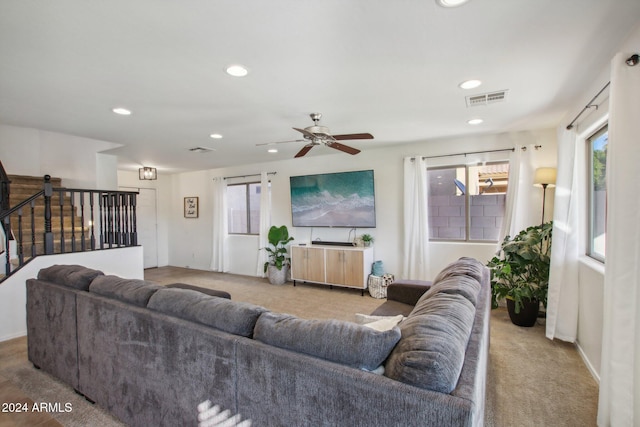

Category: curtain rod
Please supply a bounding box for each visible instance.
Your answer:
[413,147,515,161]
[565,82,610,130]
[221,171,277,180]
[565,53,639,130]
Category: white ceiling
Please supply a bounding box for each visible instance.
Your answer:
[1,1,639,173]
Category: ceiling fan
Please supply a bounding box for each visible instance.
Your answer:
[257,113,374,158]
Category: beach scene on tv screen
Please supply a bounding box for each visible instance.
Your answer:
[290,170,376,228]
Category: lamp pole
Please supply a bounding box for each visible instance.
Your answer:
[541,183,548,225]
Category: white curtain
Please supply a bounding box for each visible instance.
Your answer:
[497,146,522,246]
[256,172,271,277]
[210,177,229,272]
[402,156,429,280]
[545,128,580,342]
[598,52,640,427]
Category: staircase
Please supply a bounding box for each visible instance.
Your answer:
[1,166,139,280]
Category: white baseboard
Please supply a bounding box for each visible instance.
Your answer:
[0,330,26,343]
[575,341,600,384]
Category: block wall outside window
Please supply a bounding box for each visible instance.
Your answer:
[427,163,509,242]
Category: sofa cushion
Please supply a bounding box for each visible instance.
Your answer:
[417,274,481,307]
[166,282,231,299]
[147,288,267,337]
[89,275,162,307]
[254,312,401,371]
[37,264,104,291]
[433,257,485,284]
[384,292,476,393]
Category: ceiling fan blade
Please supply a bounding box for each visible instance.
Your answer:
[327,141,361,155]
[294,145,314,158]
[293,127,316,139]
[332,133,374,141]
[256,139,305,147]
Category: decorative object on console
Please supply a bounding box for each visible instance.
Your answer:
[184,197,199,218]
[262,225,294,285]
[290,169,376,228]
[488,221,553,327]
[139,166,157,180]
[360,233,374,247]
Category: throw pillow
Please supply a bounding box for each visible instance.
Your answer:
[37,264,104,291]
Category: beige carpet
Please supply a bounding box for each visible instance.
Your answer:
[0,267,599,426]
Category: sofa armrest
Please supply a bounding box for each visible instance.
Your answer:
[387,280,432,306]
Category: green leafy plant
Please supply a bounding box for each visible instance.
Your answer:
[488,222,553,314]
[262,225,294,273]
[360,233,374,245]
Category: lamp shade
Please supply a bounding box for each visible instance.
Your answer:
[139,167,157,180]
[533,167,557,187]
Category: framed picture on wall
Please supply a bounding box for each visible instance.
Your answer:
[184,197,199,218]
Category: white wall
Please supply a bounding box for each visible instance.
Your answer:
[0,246,144,341]
[166,128,557,278]
[0,123,121,188]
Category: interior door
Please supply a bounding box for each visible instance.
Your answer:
[120,187,158,268]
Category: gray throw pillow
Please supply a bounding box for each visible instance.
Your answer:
[384,292,475,393]
[37,264,104,291]
[254,312,401,371]
[147,288,268,337]
[89,275,162,307]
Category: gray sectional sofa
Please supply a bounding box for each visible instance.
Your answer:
[26,257,490,427]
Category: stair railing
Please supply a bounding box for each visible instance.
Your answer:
[1,175,138,278]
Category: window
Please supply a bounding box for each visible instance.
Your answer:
[588,125,607,261]
[428,162,510,241]
[227,182,263,234]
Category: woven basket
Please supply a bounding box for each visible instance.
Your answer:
[368,274,394,299]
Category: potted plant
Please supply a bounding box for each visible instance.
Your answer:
[487,221,553,327]
[360,233,374,247]
[262,225,294,285]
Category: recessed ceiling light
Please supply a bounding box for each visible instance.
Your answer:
[467,118,484,125]
[268,149,278,153]
[436,0,470,7]
[209,133,223,139]
[459,79,482,90]
[112,107,132,115]
[225,64,249,77]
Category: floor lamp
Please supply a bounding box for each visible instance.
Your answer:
[534,167,557,225]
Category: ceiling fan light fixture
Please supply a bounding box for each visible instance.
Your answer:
[225,64,249,77]
[459,79,482,89]
[436,0,470,7]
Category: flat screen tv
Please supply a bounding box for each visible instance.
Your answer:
[290,170,376,228]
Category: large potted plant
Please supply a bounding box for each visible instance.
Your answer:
[488,221,553,327]
[262,225,294,285]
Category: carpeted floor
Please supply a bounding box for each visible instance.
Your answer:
[0,267,599,426]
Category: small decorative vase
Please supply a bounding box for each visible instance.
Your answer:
[267,264,288,285]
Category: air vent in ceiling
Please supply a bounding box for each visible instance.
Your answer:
[188,146,215,153]
[466,90,508,107]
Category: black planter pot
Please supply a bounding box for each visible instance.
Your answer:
[506,298,540,327]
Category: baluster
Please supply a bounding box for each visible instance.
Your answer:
[43,175,53,255]
[30,200,36,258]
[58,189,65,253]
[99,192,105,249]
[130,193,137,246]
[3,217,10,275]
[107,193,114,248]
[90,192,96,250]
[70,191,76,252]
[17,208,23,265]
[80,191,86,251]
